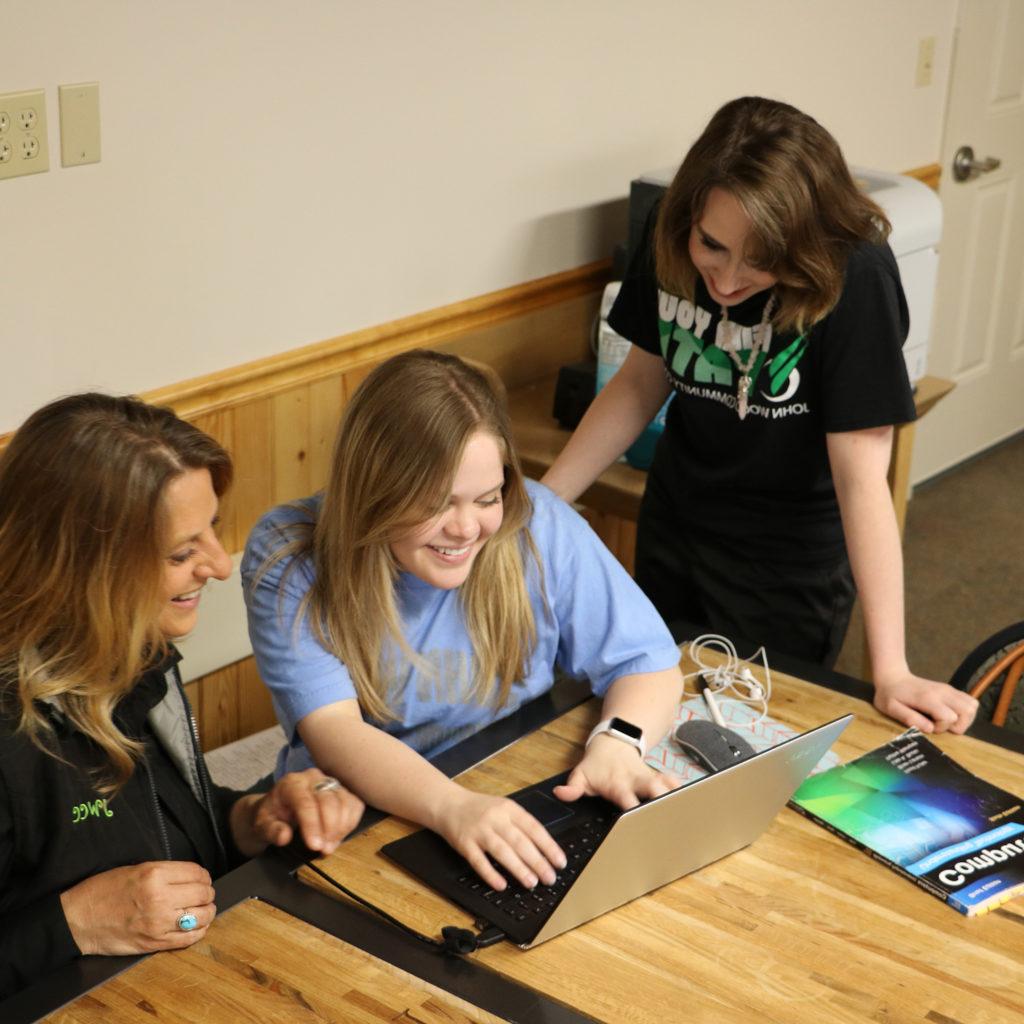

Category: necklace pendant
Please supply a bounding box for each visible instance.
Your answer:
[737,375,750,420]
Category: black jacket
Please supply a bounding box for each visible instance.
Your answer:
[0,651,240,997]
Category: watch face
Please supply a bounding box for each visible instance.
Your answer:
[609,717,643,741]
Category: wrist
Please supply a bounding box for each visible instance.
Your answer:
[422,777,466,834]
[583,733,648,770]
[586,717,645,759]
[872,663,910,690]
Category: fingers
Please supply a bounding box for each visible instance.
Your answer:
[446,796,566,892]
[162,923,211,950]
[309,776,365,851]
[552,779,587,803]
[518,813,568,882]
[145,860,213,886]
[61,862,220,956]
[884,699,935,734]
[461,844,509,893]
[557,762,674,811]
[256,770,365,855]
[484,814,563,890]
[874,678,980,735]
[634,769,681,801]
[464,821,563,892]
[950,692,979,734]
[171,880,218,913]
[162,901,218,947]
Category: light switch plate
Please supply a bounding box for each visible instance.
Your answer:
[59,82,101,166]
[0,88,49,181]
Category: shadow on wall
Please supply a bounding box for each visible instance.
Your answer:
[519,196,629,280]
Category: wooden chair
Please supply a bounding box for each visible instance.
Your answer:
[950,621,1024,730]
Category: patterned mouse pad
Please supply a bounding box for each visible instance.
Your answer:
[645,697,842,784]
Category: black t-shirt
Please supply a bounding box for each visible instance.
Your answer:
[609,213,916,565]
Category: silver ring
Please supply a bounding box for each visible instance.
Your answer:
[177,912,198,932]
[313,777,342,793]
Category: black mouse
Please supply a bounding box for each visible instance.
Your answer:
[674,720,756,773]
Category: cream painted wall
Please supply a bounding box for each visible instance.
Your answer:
[2,0,956,432]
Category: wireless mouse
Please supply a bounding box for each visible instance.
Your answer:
[674,720,756,773]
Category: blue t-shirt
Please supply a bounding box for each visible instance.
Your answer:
[241,480,680,776]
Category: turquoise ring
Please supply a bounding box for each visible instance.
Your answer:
[177,912,198,932]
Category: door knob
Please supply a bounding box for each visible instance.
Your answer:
[952,145,1002,182]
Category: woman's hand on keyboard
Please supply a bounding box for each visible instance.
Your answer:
[433,788,567,892]
[555,738,681,810]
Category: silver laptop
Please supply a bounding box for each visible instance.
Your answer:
[383,714,851,948]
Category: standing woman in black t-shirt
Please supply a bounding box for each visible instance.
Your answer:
[542,96,976,735]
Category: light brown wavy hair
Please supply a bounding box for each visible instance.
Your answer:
[655,95,891,333]
[0,394,232,793]
[272,350,540,722]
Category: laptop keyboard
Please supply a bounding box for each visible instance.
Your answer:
[455,814,612,924]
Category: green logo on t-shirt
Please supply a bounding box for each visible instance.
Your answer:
[658,291,809,417]
[71,798,113,823]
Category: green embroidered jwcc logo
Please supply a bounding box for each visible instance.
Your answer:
[72,799,113,823]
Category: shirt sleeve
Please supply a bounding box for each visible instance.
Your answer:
[817,242,917,433]
[528,484,680,695]
[241,509,357,741]
[0,777,81,999]
[606,203,663,355]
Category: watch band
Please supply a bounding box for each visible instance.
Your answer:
[586,717,645,758]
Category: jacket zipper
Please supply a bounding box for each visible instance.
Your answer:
[144,762,173,860]
[169,664,229,867]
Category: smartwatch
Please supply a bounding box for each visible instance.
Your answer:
[586,717,645,758]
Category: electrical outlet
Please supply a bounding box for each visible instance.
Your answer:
[0,89,49,181]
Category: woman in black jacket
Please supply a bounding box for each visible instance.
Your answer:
[0,393,363,997]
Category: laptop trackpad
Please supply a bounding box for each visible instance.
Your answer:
[514,789,576,829]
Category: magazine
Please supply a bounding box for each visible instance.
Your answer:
[791,729,1024,916]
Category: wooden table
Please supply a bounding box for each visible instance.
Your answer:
[300,659,1024,1024]
[46,899,503,1024]
[13,658,1023,1024]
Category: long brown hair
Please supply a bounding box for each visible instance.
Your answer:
[655,96,890,333]
[0,393,232,792]
[273,350,539,721]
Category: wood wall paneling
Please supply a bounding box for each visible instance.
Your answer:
[186,657,278,752]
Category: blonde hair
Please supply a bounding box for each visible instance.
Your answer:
[0,394,232,793]
[277,350,539,721]
[655,96,891,333]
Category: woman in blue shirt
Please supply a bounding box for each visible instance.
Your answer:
[244,350,684,893]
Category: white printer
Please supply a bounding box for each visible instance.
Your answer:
[851,168,942,384]
[627,166,942,384]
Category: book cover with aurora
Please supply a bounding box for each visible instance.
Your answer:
[791,730,1024,916]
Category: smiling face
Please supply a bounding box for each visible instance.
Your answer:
[157,468,233,637]
[389,431,505,590]
[688,186,778,307]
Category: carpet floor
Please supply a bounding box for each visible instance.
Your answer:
[835,431,1024,684]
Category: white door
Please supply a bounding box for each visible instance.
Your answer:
[911,0,1024,483]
